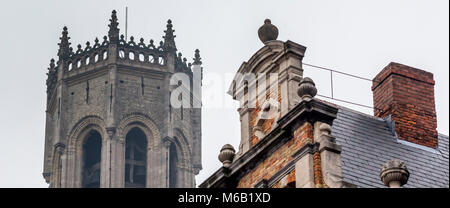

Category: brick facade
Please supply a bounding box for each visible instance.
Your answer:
[237,122,315,188]
[249,84,282,147]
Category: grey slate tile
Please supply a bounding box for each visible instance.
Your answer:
[332,107,449,188]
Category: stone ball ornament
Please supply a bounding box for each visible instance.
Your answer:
[258,19,279,44]
[380,159,409,188]
[297,77,317,101]
[218,144,236,168]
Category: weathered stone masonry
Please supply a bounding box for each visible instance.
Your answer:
[200,20,345,189]
[43,10,202,188]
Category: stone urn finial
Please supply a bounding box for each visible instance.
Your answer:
[258,19,279,44]
[297,77,317,101]
[380,159,409,188]
[218,144,236,168]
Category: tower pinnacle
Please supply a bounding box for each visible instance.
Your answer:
[57,26,71,60]
[163,19,177,52]
[193,49,202,65]
[108,10,120,43]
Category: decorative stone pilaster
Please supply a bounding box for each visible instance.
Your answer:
[163,137,173,188]
[314,122,343,188]
[236,107,251,158]
[104,127,116,188]
[380,159,409,188]
[295,152,315,188]
[51,142,66,188]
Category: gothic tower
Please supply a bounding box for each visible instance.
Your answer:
[43,10,202,188]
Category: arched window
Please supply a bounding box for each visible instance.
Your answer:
[168,141,178,188]
[125,127,147,188]
[81,130,102,188]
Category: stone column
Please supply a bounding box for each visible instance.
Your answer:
[51,143,66,188]
[163,138,172,188]
[102,127,115,188]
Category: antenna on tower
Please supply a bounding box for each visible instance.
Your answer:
[125,6,128,41]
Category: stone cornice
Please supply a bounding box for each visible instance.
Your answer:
[277,99,338,130]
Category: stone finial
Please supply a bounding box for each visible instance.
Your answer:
[85,41,91,51]
[297,77,317,101]
[193,49,202,65]
[380,159,409,188]
[258,19,279,44]
[46,59,57,94]
[49,58,56,70]
[319,123,331,136]
[138,38,145,47]
[94,37,100,48]
[108,10,120,43]
[163,19,177,52]
[318,122,335,143]
[218,144,236,168]
[102,36,108,45]
[57,26,71,60]
[128,36,136,45]
[149,39,155,48]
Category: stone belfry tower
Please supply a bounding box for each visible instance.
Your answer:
[43,10,202,188]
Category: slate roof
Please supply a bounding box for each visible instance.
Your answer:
[332,106,449,188]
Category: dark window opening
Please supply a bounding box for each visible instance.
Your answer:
[82,130,102,188]
[125,127,147,188]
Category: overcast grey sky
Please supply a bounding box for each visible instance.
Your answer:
[0,0,448,187]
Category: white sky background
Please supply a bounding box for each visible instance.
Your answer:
[0,0,448,187]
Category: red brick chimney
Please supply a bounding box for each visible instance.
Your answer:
[372,62,438,148]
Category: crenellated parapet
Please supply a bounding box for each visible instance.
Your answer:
[65,36,110,73]
[116,35,168,68]
[46,10,201,99]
